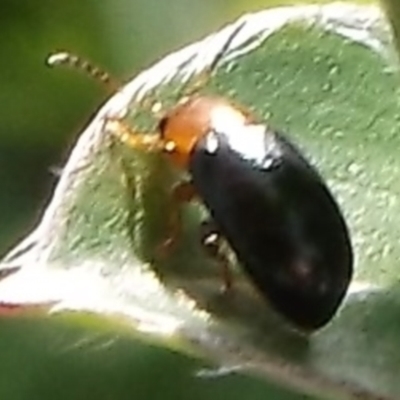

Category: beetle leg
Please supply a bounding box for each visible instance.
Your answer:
[200,220,234,293]
[104,117,165,152]
[157,181,197,258]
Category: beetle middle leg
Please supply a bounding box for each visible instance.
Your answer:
[200,219,234,293]
[157,181,197,258]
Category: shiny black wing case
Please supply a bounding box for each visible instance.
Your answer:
[189,127,353,330]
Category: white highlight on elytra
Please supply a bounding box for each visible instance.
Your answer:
[210,106,282,166]
[205,131,219,154]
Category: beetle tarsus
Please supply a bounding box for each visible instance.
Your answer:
[200,220,234,293]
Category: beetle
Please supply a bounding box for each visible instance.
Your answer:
[153,94,353,330]
[47,25,353,330]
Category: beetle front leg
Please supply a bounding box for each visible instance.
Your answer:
[104,117,164,152]
[157,181,197,258]
[200,220,234,293]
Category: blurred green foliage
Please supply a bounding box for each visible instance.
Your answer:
[0,314,315,400]
[0,0,290,255]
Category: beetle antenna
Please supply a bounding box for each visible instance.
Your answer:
[46,51,120,92]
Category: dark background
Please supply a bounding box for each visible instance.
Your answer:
[0,0,278,255]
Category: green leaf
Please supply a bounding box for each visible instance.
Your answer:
[1,3,398,400]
